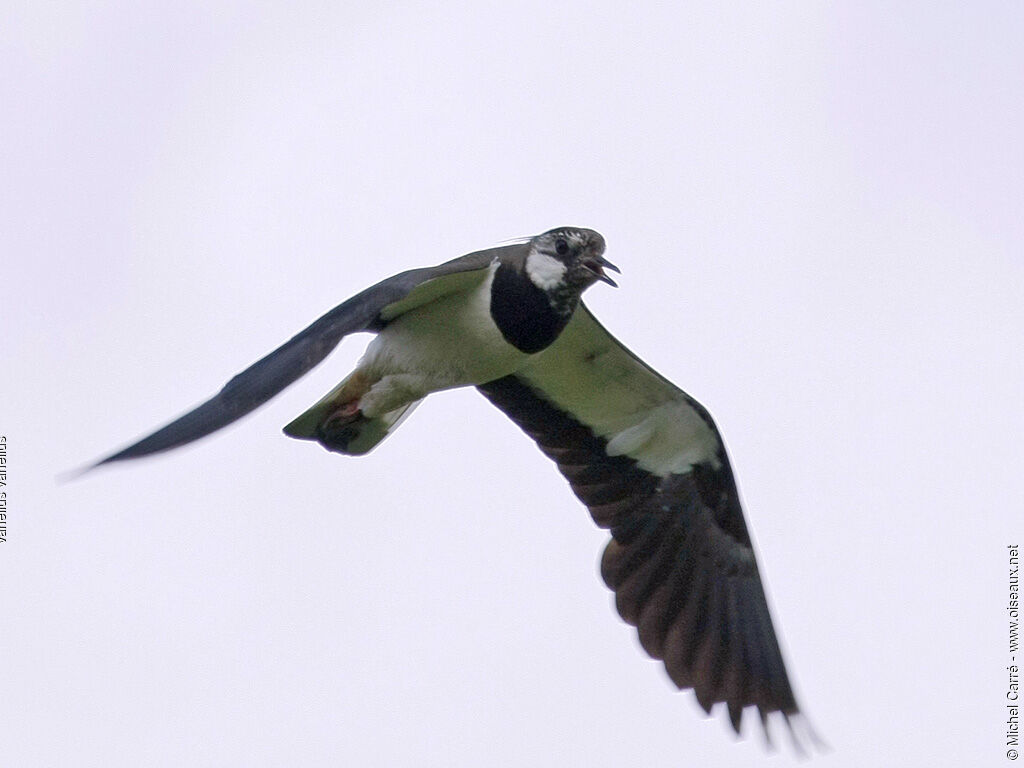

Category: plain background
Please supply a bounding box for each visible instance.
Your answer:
[3,2,1022,766]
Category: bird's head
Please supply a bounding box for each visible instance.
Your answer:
[525,228,619,305]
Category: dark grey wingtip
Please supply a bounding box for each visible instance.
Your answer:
[56,463,99,484]
[61,442,162,483]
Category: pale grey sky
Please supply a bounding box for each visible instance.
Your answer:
[3,2,1022,766]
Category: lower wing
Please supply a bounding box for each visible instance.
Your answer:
[478,304,801,737]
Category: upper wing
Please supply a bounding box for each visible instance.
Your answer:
[90,248,505,468]
[477,303,799,736]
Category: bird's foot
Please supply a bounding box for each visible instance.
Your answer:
[331,400,362,420]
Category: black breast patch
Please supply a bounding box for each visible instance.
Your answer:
[489,263,572,354]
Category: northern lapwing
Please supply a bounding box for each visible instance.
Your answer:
[90,227,813,746]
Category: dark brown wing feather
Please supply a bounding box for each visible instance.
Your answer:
[477,374,798,735]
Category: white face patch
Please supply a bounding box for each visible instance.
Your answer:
[525,250,568,291]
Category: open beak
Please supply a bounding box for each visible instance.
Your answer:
[586,255,621,287]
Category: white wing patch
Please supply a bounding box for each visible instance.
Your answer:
[519,305,722,477]
[525,250,568,291]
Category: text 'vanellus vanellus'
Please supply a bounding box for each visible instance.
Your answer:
[90,227,817,749]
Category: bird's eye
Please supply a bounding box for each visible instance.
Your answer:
[555,238,569,256]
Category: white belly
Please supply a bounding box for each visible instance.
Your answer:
[356,265,528,415]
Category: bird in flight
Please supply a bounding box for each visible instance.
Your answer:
[92,227,810,745]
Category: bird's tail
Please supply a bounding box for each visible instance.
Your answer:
[283,372,422,456]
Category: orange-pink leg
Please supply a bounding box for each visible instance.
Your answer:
[323,370,373,427]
